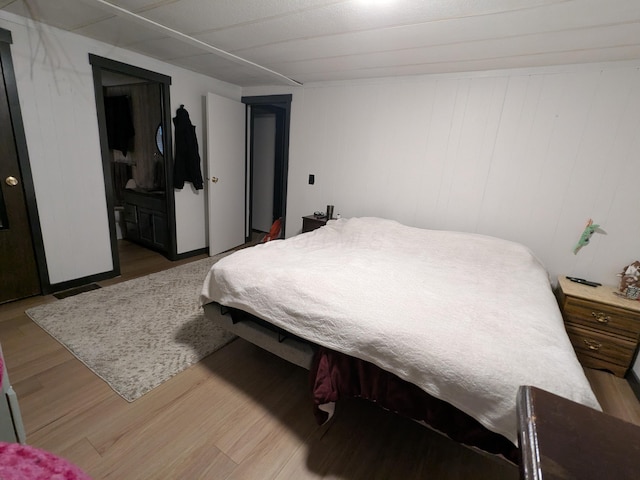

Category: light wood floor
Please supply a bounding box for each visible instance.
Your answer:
[1,240,640,479]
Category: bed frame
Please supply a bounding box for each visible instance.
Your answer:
[203,303,316,370]
[203,302,519,464]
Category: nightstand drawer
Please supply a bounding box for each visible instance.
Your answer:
[564,324,636,367]
[562,297,640,338]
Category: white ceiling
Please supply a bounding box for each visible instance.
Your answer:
[2,0,640,87]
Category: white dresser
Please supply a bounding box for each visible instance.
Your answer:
[0,343,26,443]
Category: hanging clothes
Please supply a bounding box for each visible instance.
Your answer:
[172,105,204,190]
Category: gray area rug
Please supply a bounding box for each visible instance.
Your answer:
[25,253,237,402]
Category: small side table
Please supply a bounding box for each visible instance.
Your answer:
[556,275,640,377]
[302,215,328,233]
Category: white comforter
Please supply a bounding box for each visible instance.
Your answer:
[200,217,601,444]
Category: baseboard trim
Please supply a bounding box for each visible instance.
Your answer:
[49,248,208,292]
[628,370,640,403]
[53,283,101,299]
[48,270,116,294]
[173,247,208,260]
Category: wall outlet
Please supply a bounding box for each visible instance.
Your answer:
[308,174,315,185]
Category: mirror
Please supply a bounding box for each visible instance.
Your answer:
[155,123,163,155]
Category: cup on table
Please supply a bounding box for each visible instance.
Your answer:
[326,205,334,219]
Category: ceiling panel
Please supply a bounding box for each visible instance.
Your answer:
[140,0,340,35]
[193,0,563,53]
[1,0,640,87]
[73,14,164,46]
[129,35,210,61]
[4,0,112,30]
[243,21,640,71]
[271,24,640,76]
[110,0,180,12]
[282,45,640,84]
[169,51,291,86]
[230,6,640,65]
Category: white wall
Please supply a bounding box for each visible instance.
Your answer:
[0,11,241,284]
[246,65,640,286]
[244,63,640,378]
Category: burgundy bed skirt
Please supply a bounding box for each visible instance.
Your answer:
[310,346,519,464]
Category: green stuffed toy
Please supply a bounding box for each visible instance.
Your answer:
[573,219,600,254]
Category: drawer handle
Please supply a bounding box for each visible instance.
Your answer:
[583,339,602,351]
[591,312,610,324]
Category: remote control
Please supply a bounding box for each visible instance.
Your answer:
[566,276,601,287]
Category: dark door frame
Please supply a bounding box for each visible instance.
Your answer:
[0,28,50,294]
[89,54,177,276]
[242,94,292,239]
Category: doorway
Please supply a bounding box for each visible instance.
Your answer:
[0,28,49,303]
[89,55,176,277]
[243,95,292,240]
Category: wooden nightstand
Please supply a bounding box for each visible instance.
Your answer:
[557,275,640,377]
[302,215,328,233]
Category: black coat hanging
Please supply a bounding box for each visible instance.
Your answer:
[173,105,204,190]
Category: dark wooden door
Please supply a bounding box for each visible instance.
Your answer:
[0,54,40,303]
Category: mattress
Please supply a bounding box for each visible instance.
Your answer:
[200,216,601,445]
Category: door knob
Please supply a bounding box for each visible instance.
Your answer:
[5,176,18,186]
[210,176,219,183]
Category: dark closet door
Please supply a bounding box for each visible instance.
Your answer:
[0,53,40,303]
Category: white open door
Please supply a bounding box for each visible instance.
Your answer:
[206,92,245,255]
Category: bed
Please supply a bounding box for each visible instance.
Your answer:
[199,216,601,461]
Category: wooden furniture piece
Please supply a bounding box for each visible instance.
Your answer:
[302,214,327,233]
[517,385,640,480]
[0,342,25,443]
[123,189,168,253]
[557,275,640,377]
